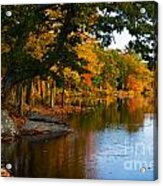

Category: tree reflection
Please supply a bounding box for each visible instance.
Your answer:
[1,96,155,178]
[67,95,154,133]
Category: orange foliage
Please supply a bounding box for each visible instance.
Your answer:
[76,39,103,75]
[127,75,143,92]
[81,73,93,87]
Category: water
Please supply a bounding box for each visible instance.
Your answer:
[1,96,157,180]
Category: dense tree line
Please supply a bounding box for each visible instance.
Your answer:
[1,2,157,115]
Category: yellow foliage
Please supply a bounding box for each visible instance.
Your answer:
[63,67,81,84]
[25,32,54,60]
[75,39,103,75]
[45,9,62,19]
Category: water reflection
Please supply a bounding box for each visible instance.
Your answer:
[1,96,157,180]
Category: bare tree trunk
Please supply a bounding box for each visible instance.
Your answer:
[20,84,24,115]
[50,80,56,108]
[40,80,44,104]
[61,80,65,108]
[31,81,35,107]
[16,85,19,112]
[26,80,32,105]
[45,81,49,105]
[16,83,24,115]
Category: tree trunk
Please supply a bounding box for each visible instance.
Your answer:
[45,81,49,105]
[40,80,44,104]
[20,84,24,115]
[61,80,65,108]
[26,80,32,105]
[50,80,56,108]
[31,81,35,107]
[16,83,24,115]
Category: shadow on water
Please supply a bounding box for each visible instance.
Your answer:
[1,95,156,180]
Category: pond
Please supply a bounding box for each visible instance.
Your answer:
[1,96,157,180]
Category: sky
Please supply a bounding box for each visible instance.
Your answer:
[109,28,135,51]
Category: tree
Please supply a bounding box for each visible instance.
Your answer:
[1,2,157,113]
[1,5,46,105]
[96,1,158,69]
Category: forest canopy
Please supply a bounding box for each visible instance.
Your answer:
[1,2,157,114]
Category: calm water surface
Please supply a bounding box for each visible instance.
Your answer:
[2,96,157,180]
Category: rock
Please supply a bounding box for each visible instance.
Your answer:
[1,110,72,141]
[19,114,72,139]
[28,112,68,126]
[1,110,19,141]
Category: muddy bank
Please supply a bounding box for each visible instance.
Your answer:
[1,110,72,142]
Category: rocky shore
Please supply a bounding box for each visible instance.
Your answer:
[1,110,73,177]
[1,110,19,142]
[1,110,72,142]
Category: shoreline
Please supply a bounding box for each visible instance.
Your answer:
[1,109,74,143]
[1,93,153,143]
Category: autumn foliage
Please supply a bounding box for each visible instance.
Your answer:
[1,4,155,115]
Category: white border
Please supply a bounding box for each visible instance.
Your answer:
[1,0,162,186]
